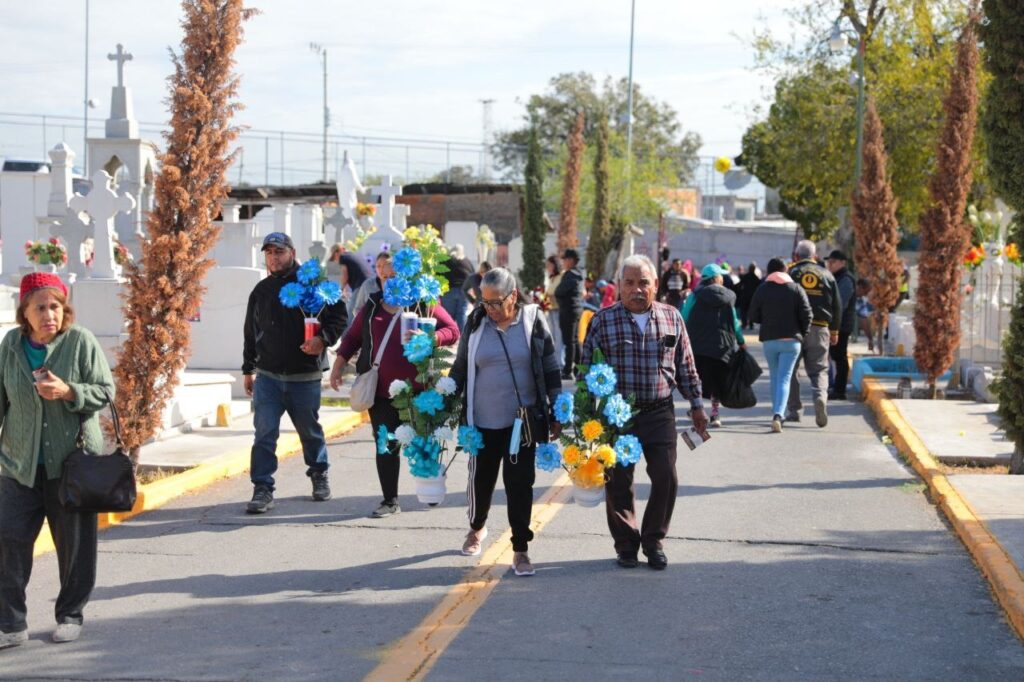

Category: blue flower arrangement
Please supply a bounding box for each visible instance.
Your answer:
[383,278,418,308]
[614,434,643,467]
[458,425,484,456]
[392,247,423,279]
[412,389,445,416]
[585,363,617,398]
[404,435,443,478]
[403,333,435,364]
[553,393,575,424]
[277,260,340,317]
[535,443,562,472]
[415,274,443,304]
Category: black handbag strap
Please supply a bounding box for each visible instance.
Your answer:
[76,387,124,450]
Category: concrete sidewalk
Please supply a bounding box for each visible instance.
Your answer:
[863,377,1024,642]
[6,341,1024,680]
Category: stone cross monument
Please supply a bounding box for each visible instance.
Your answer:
[105,43,138,139]
[70,170,136,279]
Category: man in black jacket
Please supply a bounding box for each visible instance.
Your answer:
[554,248,585,379]
[825,250,856,400]
[787,240,841,427]
[242,232,348,513]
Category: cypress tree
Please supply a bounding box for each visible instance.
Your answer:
[520,122,546,289]
[982,0,1024,471]
[113,0,254,454]
[558,111,585,253]
[913,16,979,395]
[851,98,902,354]
[586,115,612,279]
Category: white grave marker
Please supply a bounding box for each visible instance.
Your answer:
[69,170,136,279]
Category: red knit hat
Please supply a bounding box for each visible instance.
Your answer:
[20,272,68,301]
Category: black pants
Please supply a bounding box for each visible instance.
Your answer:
[559,311,581,376]
[0,470,97,633]
[368,398,403,504]
[605,403,678,554]
[829,331,850,396]
[467,426,536,552]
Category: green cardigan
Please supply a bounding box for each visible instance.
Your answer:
[0,324,115,487]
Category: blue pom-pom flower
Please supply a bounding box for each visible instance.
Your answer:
[376,425,394,455]
[535,443,562,472]
[314,280,342,306]
[602,393,632,428]
[412,389,444,416]
[553,393,575,425]
[296,260,323,285]
[404,435,442,478]
[392,247,422,279]
[383,278,417,308]
[279,282,305,308]
[458,425,484,456]
[403,332,435,364]
[415,274,443,303]
[614,434,643,467]
[585,363,617,398]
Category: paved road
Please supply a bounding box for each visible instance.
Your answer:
[6,343,1024,680]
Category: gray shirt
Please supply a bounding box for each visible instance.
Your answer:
[473,312,537,429]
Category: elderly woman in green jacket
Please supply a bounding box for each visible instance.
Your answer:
[0,273,114,650]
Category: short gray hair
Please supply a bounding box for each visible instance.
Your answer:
[481,267,517,297]
[794,240,816,260]
[618,254,658,281]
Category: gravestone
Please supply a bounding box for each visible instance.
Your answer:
[506,236,524,275]
[69,170,135,280]
[42,143,91,280]
[444,221,478,264]
[359,175,406,259]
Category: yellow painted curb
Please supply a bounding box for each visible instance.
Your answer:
[862,378,1024,641]
[365,472,573,682]
[32,410,368,557]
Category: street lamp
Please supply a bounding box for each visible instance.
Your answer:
[309,42,329,183]
[830,20,866,194]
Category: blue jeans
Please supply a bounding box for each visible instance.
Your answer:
[250,375,328,490]
[763,339,802,418]
[441,288,468,331]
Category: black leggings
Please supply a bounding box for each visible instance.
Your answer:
[466,426,536,552]
[368,399,402,504]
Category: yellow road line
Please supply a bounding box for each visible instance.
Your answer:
[863,378,1024,641]
[365,472,573,682]
[32,411,368,557]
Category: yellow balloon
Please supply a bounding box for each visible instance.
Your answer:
[714,156,732,173]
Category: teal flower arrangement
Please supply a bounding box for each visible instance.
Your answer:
[277,260,341,318]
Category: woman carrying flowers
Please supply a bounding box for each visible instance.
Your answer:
[448,268,562,576]
[331,253,459,519]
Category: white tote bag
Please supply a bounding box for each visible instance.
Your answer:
[349,313,399,412]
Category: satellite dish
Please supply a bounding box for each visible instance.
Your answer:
[723,169,752,191]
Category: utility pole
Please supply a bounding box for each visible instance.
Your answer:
[625,0,636,219]
[310,43,329,182]
[83,0,90,171]
[480,98,494,182]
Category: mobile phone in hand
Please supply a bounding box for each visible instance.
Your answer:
[32,367,49,384]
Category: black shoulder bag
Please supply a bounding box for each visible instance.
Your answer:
[58,388,137,513]
[494,327,549,462]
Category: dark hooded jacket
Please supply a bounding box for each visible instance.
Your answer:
[685,283,739,362]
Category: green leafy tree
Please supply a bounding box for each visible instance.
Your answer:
[493,72,701,185]
[743,0,988,239]
[982,0,1024,472]
[521,124,546,289]
[586,117,612,278]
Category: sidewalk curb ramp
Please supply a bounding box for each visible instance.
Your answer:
[32,410,368,557]
[863,377,1024,641]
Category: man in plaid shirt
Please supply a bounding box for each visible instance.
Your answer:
[581,255,707,571]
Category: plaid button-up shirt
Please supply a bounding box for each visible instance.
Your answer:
[581,301,704,411]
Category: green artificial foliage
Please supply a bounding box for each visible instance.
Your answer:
[586,117,612,279]
[520,124,546,290]
[982,0,1024,471]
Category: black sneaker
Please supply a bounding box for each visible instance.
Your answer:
[311,472,331,501]
[246,485,274,514]
[616,551,640,568]
[371,501,401,518]
[644,547,668,570]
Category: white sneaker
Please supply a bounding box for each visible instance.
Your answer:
[461,527,488,556]
[0,630,28,649]
[513,552,536,577]
[52,622,82,643]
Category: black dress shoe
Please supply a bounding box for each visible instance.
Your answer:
[644,548,668,570]
[616,551,639,568]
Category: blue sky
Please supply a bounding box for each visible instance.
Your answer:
[0,1,801,184]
